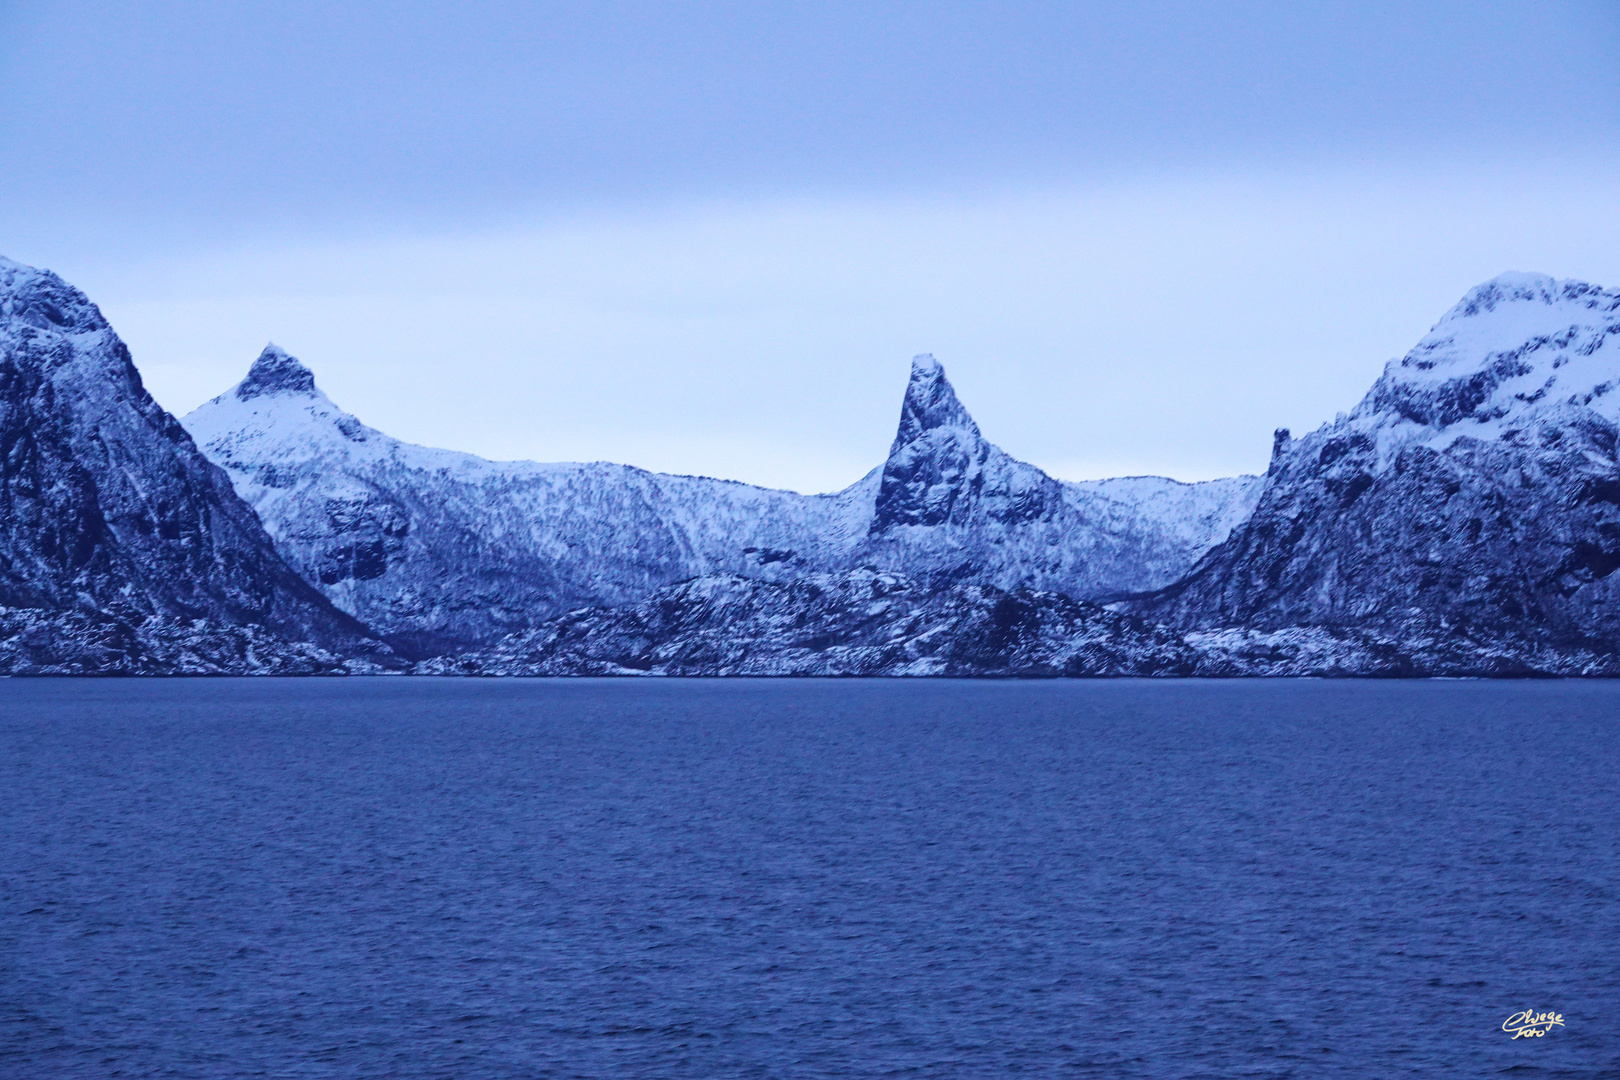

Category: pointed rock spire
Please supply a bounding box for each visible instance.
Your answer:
[871,354,998,530]
[892,353,981,446]
[236,343,317,400]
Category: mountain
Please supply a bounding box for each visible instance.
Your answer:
[183,346,879,658]
[184,351,1260,658]
[865,355,1262,598]
[14,256,1610,678]
[1138,273,1620,670]
[0,257,394,673]
[423,573,1620,678]
[417,568,1210,677]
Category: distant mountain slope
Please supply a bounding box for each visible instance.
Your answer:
[16,254,1614,677]
[1138,273,1620,656]
[418,568,1210,677]
[183,346,879,658]
[418,569,1620,679]
[0,258,394,672]
[184,351,1259,657]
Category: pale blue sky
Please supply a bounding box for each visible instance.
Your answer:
[3,2,1618,490]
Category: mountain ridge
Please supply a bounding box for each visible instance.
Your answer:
[183,349,1259,657]
[1133,271,1620,656]
[13,253,1616,677]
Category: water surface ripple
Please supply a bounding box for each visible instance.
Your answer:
[2,678,1616,1077]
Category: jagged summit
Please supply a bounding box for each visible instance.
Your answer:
[1441,271,1609,321]
[0,258,392,672]
[1138,271,1620,655]
[892,353,981,445]
[237,343,318,400]
[871,353,1003,530]
[864,353,1261,593]
[184,345,1260,655]
[1353,272,1620,435]
[1,258,109,351]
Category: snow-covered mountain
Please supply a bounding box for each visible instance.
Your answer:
[184,349,1260,657]
[865,355,1262,599]
[12,255,1617,677]
[0,258,394,673]
[183,346,880,657]
[1140,273,1620,658]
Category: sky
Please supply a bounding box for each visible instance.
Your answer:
[2,1,1618,492]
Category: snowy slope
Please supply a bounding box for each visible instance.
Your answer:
[0,258,393,672]
[1349,272,1620,459]
[857,355,1263,597]
[185,346,877,656]
[1142,273,1620,649]
[186,349,1258,657]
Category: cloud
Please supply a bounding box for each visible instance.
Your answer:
[2,1,1615,233]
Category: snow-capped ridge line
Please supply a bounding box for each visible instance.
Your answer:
[1136,271,1620,663]
[185,347,1258,656]
[1440,271,1617,326]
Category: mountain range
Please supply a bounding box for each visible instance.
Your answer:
[3,255,1617,675]
[180,346,1259,659]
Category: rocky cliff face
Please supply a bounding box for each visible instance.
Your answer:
[0,258,393,673]
[859,355,1263,598]
[418,571,1620,680]
[184,351,1259,658]
[12,256,1615,678]
[1139,273,1620,660]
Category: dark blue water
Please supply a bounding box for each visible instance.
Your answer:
[2,678,1617,1078]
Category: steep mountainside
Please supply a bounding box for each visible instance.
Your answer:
[14,256,1611,678]
[861,355,1262,598]
[1140,273,1620,657]
[0,258,393,673]
[185,351,1258,658]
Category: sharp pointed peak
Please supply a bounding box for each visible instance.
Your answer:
[872,352,1057,532]
[896,352,978,441]
[237,343,317,400]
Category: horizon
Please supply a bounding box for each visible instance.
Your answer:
[150,266,1608,497]
[4,1,1618,491]
[185,338,1271,495]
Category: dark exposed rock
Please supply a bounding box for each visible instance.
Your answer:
[184,349,1259,658]
[0,257,396,673]
[236,344,317,400]
[419,569,1211,677]
[1136,273,1620,666]
[19,254,1619,679]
